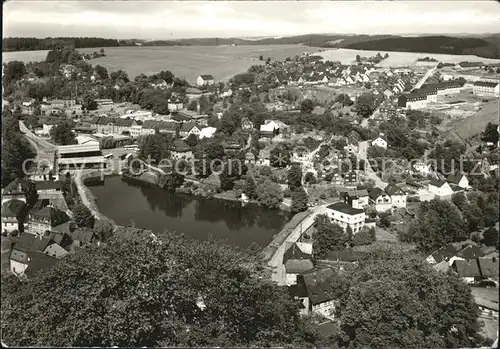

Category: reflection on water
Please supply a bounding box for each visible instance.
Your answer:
[89,176,291,247]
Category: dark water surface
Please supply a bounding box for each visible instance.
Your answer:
[88,176,291,247]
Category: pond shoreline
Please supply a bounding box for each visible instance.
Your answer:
[88,175,291,248]
[121,171,292,211]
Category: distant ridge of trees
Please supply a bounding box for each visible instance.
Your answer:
[141,40,191,47]
[5,34,500,59]
[343,35,500,59]
[2,37,125,51]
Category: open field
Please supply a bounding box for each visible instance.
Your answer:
[318,48,500,67]
[5,46,500,83]
[443,98,499,141]
[2,49,50,63]
[3,45,318,82]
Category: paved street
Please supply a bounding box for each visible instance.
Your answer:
[268,203,331,285]
[19,121,56,167]
[412,66,437,91]
[358,140,388,189]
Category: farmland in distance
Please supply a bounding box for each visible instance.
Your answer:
[3,45,318,83]
[318,48,500,67]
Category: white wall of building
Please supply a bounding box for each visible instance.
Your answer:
[10,260,28,275]
[326,209,366,233]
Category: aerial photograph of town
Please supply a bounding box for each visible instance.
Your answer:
[1,0,499,347]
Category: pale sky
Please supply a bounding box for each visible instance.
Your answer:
[3,1,500,40]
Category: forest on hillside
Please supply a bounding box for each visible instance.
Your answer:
[2,37,125,51]
[4,34,500,59]
[343,35,500,59]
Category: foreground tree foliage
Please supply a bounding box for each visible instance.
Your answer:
[72,203,95,228]
[1,233,312,347]
[336,249,484,349]
[1,110,36,187]
[405,199,466,252]
[1,234,486,348]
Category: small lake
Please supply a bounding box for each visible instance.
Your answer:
[88,176,291,247]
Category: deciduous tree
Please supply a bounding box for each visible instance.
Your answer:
[287,164,302,191]
[72,203,95,229]
[244,175,257,200]
[337,249,483,349]
[50,121,77,146]
[291,187,308,213]
[255,179,283,209]
[1,233,312,347]
[300,99,315,114]
[354,92,376,118]
[482,227,499,248]
[185,134,198,147]
[313,214,348,259]
[408,199,465,252]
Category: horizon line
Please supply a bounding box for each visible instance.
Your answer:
[3,32,500,41]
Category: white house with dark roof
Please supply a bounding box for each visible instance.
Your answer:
[302,268,337,319]
[342,189,369,209]
[371,134,387,149]
[197,74,215,86]
[1,200,26,233]
[167,98,183,112]
[446,172,470,190]
[325,202,366,234]
[368,187,392,212]
[169,140,193,161]
[28,205,70,237]
[35,180,62,195]
[220,87,233,98]
[9,232,65,276]
[384,183,407,209]
[179,122,201,139]
[473,81,500,97]
[289,267,338,319]
[428,179,454,198]
[283,241,314,286]
[1,179,28,204]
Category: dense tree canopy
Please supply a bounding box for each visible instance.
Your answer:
[291,187,308,213]
[287,164,303,191]
[138,133,171,165]
[50,121,77,145]
[1,111,36,187]
[313,214,350,259]
[300,99,315,114]
[336,249,483,349]
[354,92,377,118]
[255,179,283,209]
[72,203,95,229]
[3,61,26,88]
[3,37,121,52]
[405,199,465,252]
[1,232,311,347]
[481,122,499,144]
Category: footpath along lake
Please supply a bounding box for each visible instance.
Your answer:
[88,176,291,247]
